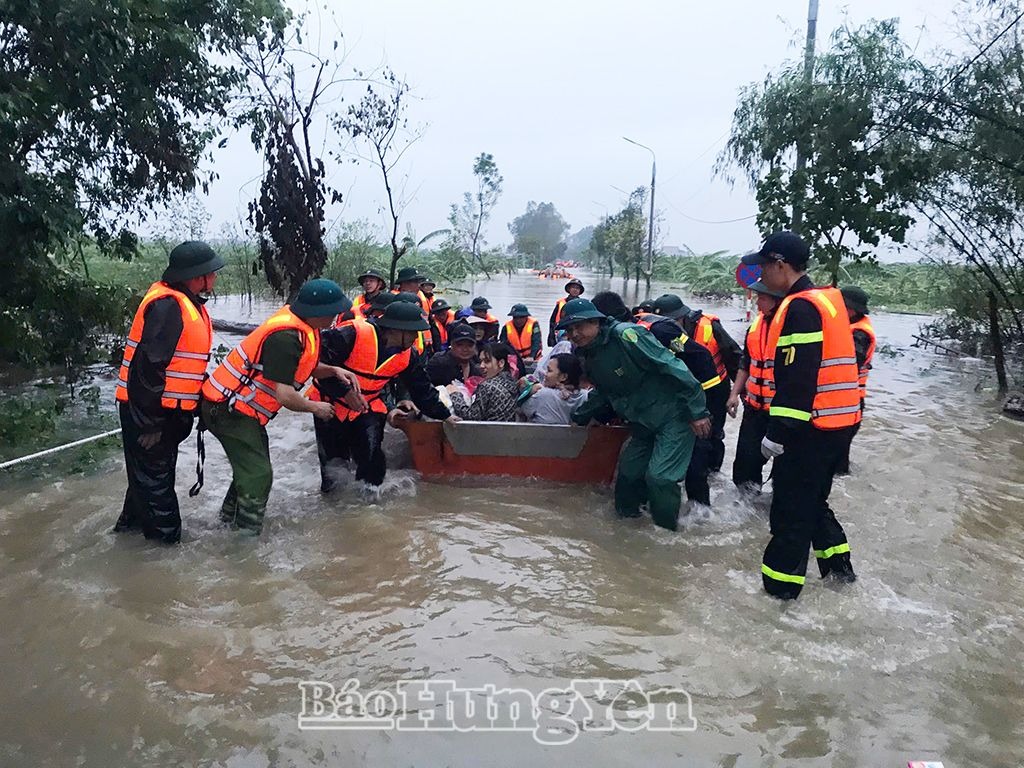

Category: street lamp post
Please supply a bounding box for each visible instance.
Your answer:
[623,137,656,285]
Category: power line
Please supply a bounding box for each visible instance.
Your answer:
[866,8,1024,151]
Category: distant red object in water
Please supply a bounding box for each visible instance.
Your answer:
[397,420,628,483]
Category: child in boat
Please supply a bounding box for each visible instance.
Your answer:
[518,353,588,425]
[448,341,522,422]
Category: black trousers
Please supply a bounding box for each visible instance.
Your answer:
[684,436,713,506]
[732,405,770,490]
[115,402,194,544]
[707,400,727,472]
[835,419,862,475]
[761,425,855,599]
[314,412,388,490]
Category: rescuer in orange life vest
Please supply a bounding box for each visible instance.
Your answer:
[742,232,861,598]
[201,279,359,534]
[499,303,543,363]
[548,278,584,347]
[652,293,742,474]
[836,285,875,475]
[310,301,460,491]
[114,241,224,544]
[727,280,786,491]
[350,269,387,317]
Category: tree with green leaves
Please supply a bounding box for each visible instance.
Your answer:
[0,0,288,365]
[508,201,569,269]
[719,20,931,281]
[449,152,503,278]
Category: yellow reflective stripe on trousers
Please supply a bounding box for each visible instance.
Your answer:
[814,543,851,560]
[761,563,805,585]
[775,331,823,346]
[769,405,812,421]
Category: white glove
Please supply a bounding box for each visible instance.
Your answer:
[761,437,785,460]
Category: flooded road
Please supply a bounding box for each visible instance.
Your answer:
[2,270,1023,767]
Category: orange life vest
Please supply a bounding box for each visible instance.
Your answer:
[553,298,568,326]
[693,313,727,386]
[503,319,537,358]
[432,315,449,348]
[766,287,862,430]
[850,316,876,400]
[201,306,320,425]
[352,293,378,317]
[743,312,773,411]
[309,317,413,421]
[115,282,212,411]
[633,312,660,330]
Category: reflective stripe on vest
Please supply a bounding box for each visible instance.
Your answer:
[766,287,862,430]
[115,282,212,411]
[200,306,319,425]
[850,316,876,399]
[315,318,412,421]
[504,318,536,357]
[695,314,727,384]
[744,312,773,410]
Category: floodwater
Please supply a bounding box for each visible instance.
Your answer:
[1,270,1023,767]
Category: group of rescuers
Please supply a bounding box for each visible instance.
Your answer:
[115,230,875,600]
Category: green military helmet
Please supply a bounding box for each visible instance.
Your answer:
[357,268,387,284]
[369,292,396,311]
[376,300,430,332]
[564,278,585,294]
[652,293,691,320]
[291,278,351,318]
[430,298,452,313]
[162,241,225,283]
[508,303,530,318]
[394,291,424,309]
[470,296,492,311]
[748,280,784,299]
[395,266,425,284]
[556,298,606,329]
[840,285,870,315]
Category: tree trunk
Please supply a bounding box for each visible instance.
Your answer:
[989,290,1008,393]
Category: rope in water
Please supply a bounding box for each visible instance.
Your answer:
[0,428,122,471]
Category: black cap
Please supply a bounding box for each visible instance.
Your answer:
[470,296,491,311]
[420,277,436,288]
[742,231,810,267]
[449,324,477,344]
[430,299,451,313]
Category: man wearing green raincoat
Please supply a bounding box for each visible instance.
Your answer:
[563,299,712,530]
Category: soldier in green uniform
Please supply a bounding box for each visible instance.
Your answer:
[562,299,711,530]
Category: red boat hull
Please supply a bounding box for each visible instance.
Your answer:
[398,421,629,483]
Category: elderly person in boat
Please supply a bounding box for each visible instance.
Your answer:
[518,352,588,425]
[448,341,522,422]
[560,299,711,531]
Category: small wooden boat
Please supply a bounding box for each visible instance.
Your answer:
[397,420,629,483]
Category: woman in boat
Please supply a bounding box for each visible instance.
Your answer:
[518,353,588,425]
[448,341,522,422]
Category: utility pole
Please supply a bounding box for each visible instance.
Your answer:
[791,0,819,234]
[623,137,656,290]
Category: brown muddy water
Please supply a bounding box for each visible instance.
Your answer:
[1,271,1023,767]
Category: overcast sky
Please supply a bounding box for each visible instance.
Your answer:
[198,0,966,257]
